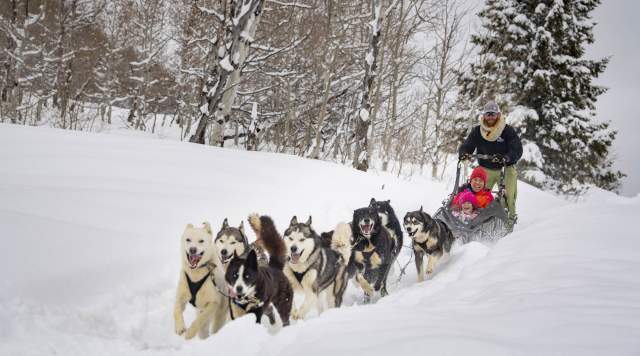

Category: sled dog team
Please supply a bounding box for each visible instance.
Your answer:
[174,199,454,339]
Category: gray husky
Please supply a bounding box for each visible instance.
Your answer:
[283,216,352,320]
[215,218,268,269]
[403,207,454,282]
[215,218,250,268]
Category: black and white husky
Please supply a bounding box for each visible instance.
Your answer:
[282,216,352,319]
[349,204,398,300]
[225,214,293,327]
[403,207,454,282]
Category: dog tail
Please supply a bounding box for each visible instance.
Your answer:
[331,222,352,264]
[248,213,286,270]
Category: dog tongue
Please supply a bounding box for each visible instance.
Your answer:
[228,287,236,298]
[189,254,200,267]
[363,224,372,234]
[291,254,300,264]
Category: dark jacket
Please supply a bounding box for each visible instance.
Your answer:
[459,125,523,170]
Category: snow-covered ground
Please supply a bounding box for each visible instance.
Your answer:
[1,123,638,355]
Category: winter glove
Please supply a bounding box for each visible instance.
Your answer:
[503,155,511,165]
[490,154,505,164]
[459,153,473,161]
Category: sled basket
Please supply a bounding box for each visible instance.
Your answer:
[433,155,511,243]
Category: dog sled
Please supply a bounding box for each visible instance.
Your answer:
[433,154,510,243]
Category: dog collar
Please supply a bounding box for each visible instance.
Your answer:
[232,296,263,311]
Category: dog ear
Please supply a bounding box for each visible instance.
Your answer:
[369,198,376,206]
[247,249,258,270]
[290,216,298,226]
[238,221,245,234]
[306,215,312,226]
[419,205,423,212]
[419,211,431,226]
[222,218,229,229]
[203,222,212,235]
[186,223,194,229]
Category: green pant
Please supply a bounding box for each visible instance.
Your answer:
[484,165,518,220]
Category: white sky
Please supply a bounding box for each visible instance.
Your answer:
[589,1,640,197]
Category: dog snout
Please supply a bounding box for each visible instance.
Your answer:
[363,218,371,224]
[235,285,244,294]
[189,247,197,254]
[290,245,298,254]
[221,249,228,257]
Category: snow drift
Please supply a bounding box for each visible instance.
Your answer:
[0,124,638,355]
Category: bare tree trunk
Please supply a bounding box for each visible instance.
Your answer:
[310,55,335,159]
[282,79,294,153]
[191,0,265,145]
[368,6,393,168]
[1,0,19,110]
[381,0,409,172]
[353,0,384,172]
[419,102,431,172]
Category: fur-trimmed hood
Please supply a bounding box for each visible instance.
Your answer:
[478,114,506,142]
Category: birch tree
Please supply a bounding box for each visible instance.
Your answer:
[190,0,266,145]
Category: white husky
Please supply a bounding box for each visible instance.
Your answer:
[173,222,229,339]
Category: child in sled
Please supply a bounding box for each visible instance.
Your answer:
[453,166,494,209]
[452,190,479,223]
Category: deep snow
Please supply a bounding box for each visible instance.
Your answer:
[1,124,638,355]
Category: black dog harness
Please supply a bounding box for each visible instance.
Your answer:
[413,239,436,254]
[292,270,307,284]
[289,246,320,283]
[185,271,211,307]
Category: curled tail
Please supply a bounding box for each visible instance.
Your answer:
[331,222,352,264]
[248,213,286,270]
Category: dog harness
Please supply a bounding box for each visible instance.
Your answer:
[292,270,307,284]
[289,247,320,283]
[290,248,341,293]
[228,296,264,320]
[413,239,435,254]
[185,271,211,307]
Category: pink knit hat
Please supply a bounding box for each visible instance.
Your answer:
[457,190,479,208]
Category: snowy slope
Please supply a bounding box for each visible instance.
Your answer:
[1,124,638,355]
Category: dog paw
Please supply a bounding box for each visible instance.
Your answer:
[380,288,389,297]
[291,308,303,320]
[248,213,261,232]
[175,320,186,336]
[184,326,199,340]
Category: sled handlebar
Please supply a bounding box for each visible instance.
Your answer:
[459,153,506,164]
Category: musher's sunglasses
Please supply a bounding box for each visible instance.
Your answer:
[483,111,498,117]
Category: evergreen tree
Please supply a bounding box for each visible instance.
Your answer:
[460,0,624,194]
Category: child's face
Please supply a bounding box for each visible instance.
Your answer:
[470,177,485,192]
[461,202,474,213]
